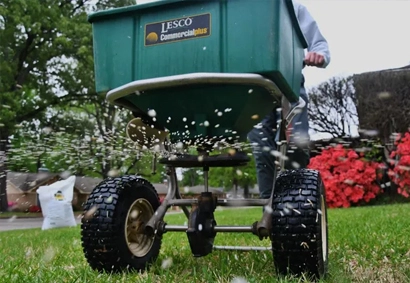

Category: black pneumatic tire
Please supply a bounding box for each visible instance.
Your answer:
[81,175,161,273]
[271,169,328,279]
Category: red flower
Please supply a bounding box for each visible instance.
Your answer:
[308,145,382,208]
[28,205,41,213]
[348,150,359,159]
[389,132,410,198]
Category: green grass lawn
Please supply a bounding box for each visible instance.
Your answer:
[1,204,410,283]
[0,212,44,219]
[0,211,83,219]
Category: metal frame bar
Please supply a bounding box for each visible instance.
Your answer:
[166,198,269,207]
[283,96,306,128]
[145,165,270,235]
[277,96,306,171]
[213,246,272,251]
[164,225,254,233]
[146,166,188,234]
[106,72,283,105]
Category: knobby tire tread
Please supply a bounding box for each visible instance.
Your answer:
[81,175,160,273]
[271,169,328,279]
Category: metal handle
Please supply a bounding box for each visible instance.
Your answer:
[284,96,306,128]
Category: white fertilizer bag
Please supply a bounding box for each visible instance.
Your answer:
[37,176,77,230]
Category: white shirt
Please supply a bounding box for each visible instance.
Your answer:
[293,1,331,68]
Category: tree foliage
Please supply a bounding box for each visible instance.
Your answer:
[8,101,166,181]
[308,76,358,138]
[353,66,410,145]
[208,155,257,197]
[178,149,257,197]
[180,169,204,187]
[0,0,135,211]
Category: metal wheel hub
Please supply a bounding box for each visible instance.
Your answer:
[125,198,155,257]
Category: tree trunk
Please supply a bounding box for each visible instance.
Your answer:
[244,184,249,199]
[190,171,195,187]
[233,179,238,198]
[0,129,9,212]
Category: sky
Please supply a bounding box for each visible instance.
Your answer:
[297,0,410,139]
[298,0,410,89]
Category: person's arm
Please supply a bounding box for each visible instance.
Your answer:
[294,2,331,68]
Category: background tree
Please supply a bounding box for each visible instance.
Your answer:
[0,0,134,211]
[353,65,410,146]
[208,154,257,198]
[308,76,358,139]
[180,169,204,187]
[8,101,166,181]
[178,148,257,197]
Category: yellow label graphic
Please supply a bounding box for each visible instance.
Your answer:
[145,13,211,46]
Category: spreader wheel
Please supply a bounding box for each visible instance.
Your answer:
[271,169,328,279]
[81,176,161,273]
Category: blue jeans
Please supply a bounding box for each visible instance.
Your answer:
[247,82,310,199]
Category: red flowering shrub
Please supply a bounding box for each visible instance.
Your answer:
[28,205,41,213]
[308,144,382,208]
[7,201,17,208]
[389,132,410,198]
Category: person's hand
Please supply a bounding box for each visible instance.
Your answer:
[304,52,324,67]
